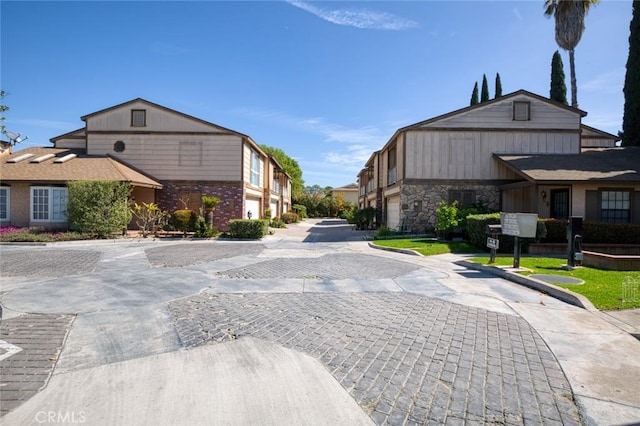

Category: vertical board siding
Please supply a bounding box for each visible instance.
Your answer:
[87,134,242,181]
[405,130,579,180]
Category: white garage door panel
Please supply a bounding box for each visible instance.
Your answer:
[386,197,400,230]
[245,198,261,219]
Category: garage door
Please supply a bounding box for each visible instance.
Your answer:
[245,198,261,219]
[386,197,400,230]
[269,201,279,218]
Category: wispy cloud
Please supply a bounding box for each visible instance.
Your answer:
[285,0,418,31]
[513,8,522,21]
[233,107,390,168]
[582,68,625,94]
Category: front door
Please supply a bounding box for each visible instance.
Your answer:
[550,189,569,219]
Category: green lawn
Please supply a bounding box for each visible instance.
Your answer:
[372,238,478,257]
[371,238,639,311]
[470,255,640,311]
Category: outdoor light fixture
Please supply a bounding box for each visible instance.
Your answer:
[541,190,547,201]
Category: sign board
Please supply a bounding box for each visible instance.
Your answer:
[500,213,538,238]
[486,237,499,249]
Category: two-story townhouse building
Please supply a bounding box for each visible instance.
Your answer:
[0,98,292,231]
[358,90,638,232]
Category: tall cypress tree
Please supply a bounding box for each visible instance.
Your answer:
[480,74,490,102]
[550,50,568,104]
[623,0,640,146]
[494,73,503,98]
[470,82,479,106]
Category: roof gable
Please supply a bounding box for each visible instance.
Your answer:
[402,90,586,131]
[80,98,247,136]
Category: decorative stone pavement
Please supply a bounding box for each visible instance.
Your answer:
[169,292,581,425]
[0,314,75,416]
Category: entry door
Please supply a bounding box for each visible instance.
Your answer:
[386,197,400,230]
[550,189,569,219]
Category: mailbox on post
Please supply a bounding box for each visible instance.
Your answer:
[485,224,501,263]
[500,213,538,268]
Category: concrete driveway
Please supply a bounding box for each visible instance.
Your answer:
[1,219,638,425]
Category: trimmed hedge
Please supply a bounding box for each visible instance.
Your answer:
[469,214,640,252]
[171,210,197,233]
[229,219,270,239]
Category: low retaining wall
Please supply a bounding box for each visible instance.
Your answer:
[582,251,640,271]
[529,243,640,256]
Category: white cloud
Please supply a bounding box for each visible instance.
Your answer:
[285,1,418,31]
[582,68,625,94]
[233,106,391,169]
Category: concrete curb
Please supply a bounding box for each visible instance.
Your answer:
[367,242,597,311]
[367,242,421,256]
[454,260,598,312]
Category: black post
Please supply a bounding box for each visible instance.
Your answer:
[513,236,520,268]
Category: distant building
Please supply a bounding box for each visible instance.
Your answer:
[330,183,359,204]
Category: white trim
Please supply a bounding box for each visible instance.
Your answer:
[30,186,68,223]
[0,187,10,221]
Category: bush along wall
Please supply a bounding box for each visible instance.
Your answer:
[469,214,640,253]
[228,219,270,239]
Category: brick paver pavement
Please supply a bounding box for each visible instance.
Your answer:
[169,292,581,426]
[0,314,75,415]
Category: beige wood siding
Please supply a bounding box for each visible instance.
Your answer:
[54,138,86,149]
[405,130,579,180]
[87,134,242,181]
[419,96,580,130]
[85,101,227,133]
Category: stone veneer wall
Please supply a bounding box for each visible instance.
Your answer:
[157,181,244,231]
[401,183,500,233]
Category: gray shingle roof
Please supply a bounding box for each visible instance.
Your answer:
[495,148,640,183]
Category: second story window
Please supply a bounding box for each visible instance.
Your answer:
[131,109,146,127]
[251,150,260,187]
[513,101,530,121]
[387,146,397,185]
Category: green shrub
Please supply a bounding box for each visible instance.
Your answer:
[540,218,567,242]
[435,201,459,234]
[228,219,269,239]
[270,218,286,228]
[66,181,132,238]
[171,209,197,233]
[281,212,299,224]
[584,222,640,244]
[292,204,308,218]
[352,207,376,230]
[194,215,218,238]
[373,226,405,239]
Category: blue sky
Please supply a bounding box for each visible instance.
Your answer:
[1,1,633,188]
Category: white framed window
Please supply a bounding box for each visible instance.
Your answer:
[31,187,68,222]
[250,150,261,187]
[0,187,10,221]
[513,101,531,121]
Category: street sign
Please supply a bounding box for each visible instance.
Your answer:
[486,237,499,249]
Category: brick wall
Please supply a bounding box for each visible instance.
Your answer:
[157,181,244,231]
